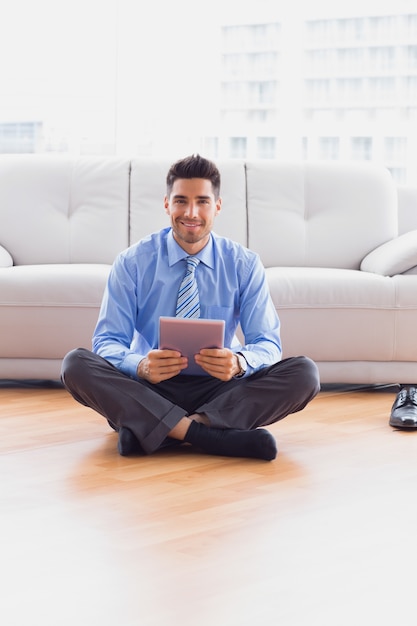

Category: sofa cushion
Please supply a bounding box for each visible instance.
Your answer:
[0,264,110,358]
[360,230,417,276]
[391,273,417,359]
[0,156,130,265]
[397,186,417,234]
[246,161,397,270]
[266,266,410,362]
[0,244,13,267]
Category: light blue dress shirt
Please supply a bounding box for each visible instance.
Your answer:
[93,228,282,379]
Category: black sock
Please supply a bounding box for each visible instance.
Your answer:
[184,420,277,461]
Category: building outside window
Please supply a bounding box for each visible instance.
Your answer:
[229,137,247,158]
[201,137,219,159]
[319,137,340,160]
[216,4,417,182]
[351,137,373,160]
[1,1,416,184]
[385,137,407,162]
[0,122,43,153]
[257,136,276,159]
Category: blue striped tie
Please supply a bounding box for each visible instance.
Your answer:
[176,256,200,318]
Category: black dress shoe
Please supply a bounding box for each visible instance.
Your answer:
[117,426,182,456]
[389,386,417,429]
[117,427,145,456]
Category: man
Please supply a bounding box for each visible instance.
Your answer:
[61,155,320,461]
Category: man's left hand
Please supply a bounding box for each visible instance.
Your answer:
[194,348,241,381]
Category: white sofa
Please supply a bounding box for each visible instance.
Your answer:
[1,155,416,384]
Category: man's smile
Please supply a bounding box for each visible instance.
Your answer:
[180,220,203,229]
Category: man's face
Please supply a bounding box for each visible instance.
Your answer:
[164,178,222,254]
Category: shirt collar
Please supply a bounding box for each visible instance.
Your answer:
[167,229,215,269]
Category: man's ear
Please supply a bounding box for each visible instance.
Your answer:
[215,196,222,215]
[164,196,170,215]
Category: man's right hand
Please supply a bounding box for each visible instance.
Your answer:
[137,349,188,384]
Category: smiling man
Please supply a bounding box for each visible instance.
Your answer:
[61,154,320,461]
[167,177,220,251]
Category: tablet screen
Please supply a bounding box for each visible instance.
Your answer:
[159,316,225,376]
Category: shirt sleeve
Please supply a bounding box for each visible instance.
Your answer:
[236,253,282,376]
[92,253,145,379]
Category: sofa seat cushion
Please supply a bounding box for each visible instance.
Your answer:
[0,264,110,358]
[266,267,417,362]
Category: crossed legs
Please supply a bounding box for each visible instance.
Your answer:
[61,348,320,460]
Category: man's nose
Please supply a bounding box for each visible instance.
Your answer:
[184,203,199,217]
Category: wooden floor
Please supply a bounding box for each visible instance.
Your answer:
[1,381,417,626]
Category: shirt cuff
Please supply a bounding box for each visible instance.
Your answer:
[120,352,145,379]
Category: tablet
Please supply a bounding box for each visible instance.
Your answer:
[159,316,225,376]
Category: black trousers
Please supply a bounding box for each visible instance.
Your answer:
[61,348,320,454]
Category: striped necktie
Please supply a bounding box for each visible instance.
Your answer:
[176,256,201,318]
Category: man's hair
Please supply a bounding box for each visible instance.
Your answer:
[166,154,221,199]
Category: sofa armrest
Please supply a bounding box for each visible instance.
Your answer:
[0,244,13,267]
[360,230,417,276]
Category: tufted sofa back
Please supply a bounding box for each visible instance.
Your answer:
[246,161,398,269]
[0,156,402,271]
[0,155,130,266]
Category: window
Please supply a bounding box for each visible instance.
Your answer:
[0,122,43,153]
[368,16,395,42]
[247,109,276,123]
[222,22,280,52]
[368,47,396,71]
[202,137,219,159]
[319,137,340,160]
[341,18,367,42]
[257,81,277,105]
[257,137,276,159]
[405,46,417,69]
[351,137,373,160]
[385,137,407,162]
[229,137,247,158]
[368,77,396,101]
[1,3,416,184]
